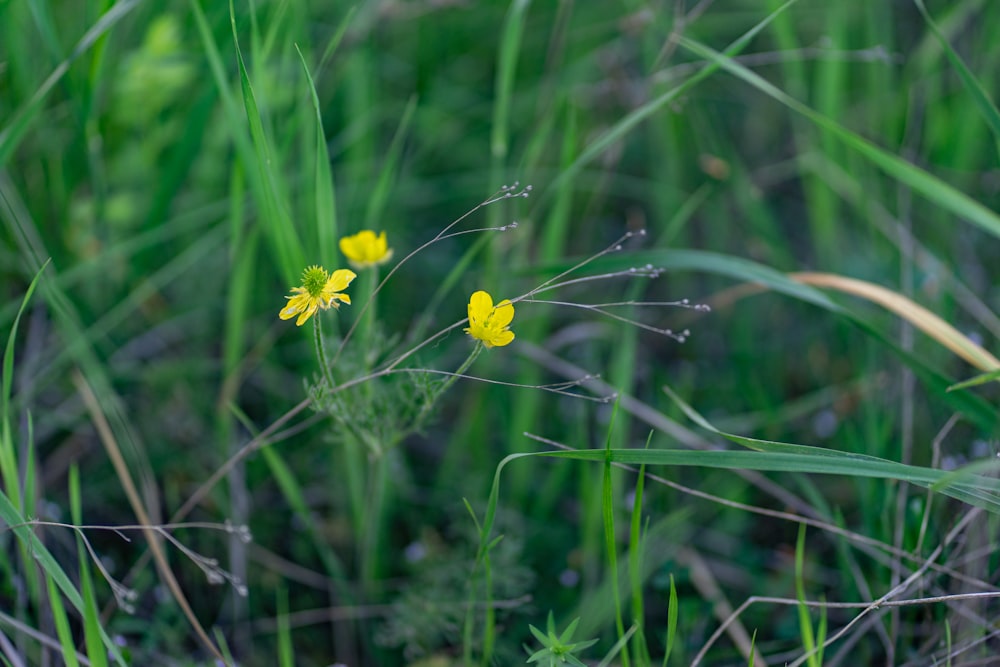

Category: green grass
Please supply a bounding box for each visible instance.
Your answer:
[2,1,1000,665]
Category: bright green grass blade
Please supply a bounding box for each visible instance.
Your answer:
[948,368,1000,392]
[0,0,141,167]
[915,0,1000,159]
[213,629,236,666]
[45,576,81,667]
[73,460,107,667]
[277,587,293,667]
[660,385,1000,510]
[815,600,827,666]
[507,103,570,504]
[794,524,818,667]
[188,0,257,166]
[542,445,1000,513]
[0,482,119,662]
[677,35,1000,241]
[601,405,629,667]
[628,438,649,664]
[930,455,1000,494]
[572,508,692,644]
[296,44,338,268]
[79,553,108,667]
[597,624,639,667]
[662,574,678,667]
[1,259,48,502]
[229,0,304,280]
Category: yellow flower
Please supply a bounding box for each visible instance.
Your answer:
[464,290,515,348]
[339,230,394,269]
[279,265,357,326]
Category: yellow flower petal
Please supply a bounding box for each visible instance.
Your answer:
[468,290,494,322]
[490,300,514,328]
[327,268,357,292]
[486,329,514,348]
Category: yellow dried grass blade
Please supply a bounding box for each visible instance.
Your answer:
[791,272,1000,372]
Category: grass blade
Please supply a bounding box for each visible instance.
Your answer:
[229,0,304,280]
[914,0,1000,159]
[677,35,1000,241]
[2,259,49,502]
[0,0,141,166]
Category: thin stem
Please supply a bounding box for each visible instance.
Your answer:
[437,344,482,399]
[313,315,336,390]
[363,267,378,362]
[332,184,529,368]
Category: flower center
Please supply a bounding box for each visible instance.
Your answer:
[301,265,329,297]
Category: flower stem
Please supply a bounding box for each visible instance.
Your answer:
[415,343,482,427]
[313,315,336,390]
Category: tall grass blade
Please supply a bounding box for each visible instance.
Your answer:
[677,35,1000,240]
[628,437,650,663]
[45,576,81,667]
[78,549,108,667]
[277,587,293,667]
[602,405,629,667]
[914,0,1000,159]
[297,43,339,268]
[0,0,141,166]
[1,259,48,503]
[794,525,818,667]
[229,0,304,280]
[662,574,678,667]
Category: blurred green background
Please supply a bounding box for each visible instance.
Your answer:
[2,0,1000,665]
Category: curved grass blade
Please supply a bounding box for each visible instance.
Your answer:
[659,384,1000,511]
[538,248,1000,432]
[791,272,1000,372]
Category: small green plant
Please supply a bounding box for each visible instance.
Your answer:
[525,613,599,667]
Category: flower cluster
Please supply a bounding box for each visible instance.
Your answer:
[280,230,517,349]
